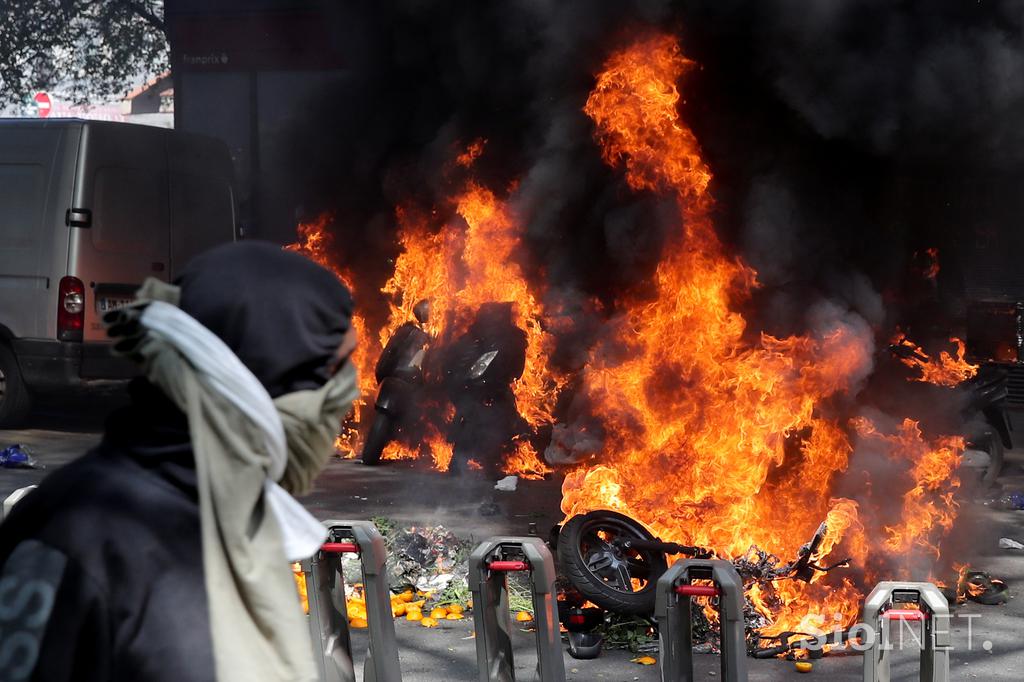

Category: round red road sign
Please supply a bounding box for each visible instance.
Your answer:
[34,92,52,118]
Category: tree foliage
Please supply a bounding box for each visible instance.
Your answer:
[0,0,168,107]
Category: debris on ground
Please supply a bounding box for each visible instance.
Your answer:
[957,569,1009,605]
[382,524,470,593]
[0,444,42,469]
[597,615,659,654]
[795,661,813,673]
[998,491,1024,510]
[630,656,656,665]
[494,475,518,492]
[999,537,1024,550]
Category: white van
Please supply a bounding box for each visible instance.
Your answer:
[0,119,237,425]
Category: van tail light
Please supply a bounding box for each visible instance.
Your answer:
[58,276,85,342]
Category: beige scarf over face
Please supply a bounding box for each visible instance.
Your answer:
[107,278,359,682]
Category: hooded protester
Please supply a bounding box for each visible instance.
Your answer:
[0,242,359,681]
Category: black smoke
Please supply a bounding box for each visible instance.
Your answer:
[275,1,1024,346]
[257,0,1021,576]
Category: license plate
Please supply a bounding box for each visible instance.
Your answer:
[95,296,135,313]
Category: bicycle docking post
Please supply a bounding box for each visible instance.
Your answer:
[301,520,402,682]
[861,582,950,682]
[468,537,566,682]
[655,558,747,682]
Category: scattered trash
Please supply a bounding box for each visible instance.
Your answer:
[999,537,1024,550]
[959,570,1009,605]
[384,525,469,593]
[999,492,1024,510]
[515,610,533,622]
[0,445,42,469]
[795,661,813,673]
[494,475,518,492]
[420,617,439,628]
[630,656,656,666]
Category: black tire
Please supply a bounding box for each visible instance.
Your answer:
[557,510,668,615]
[0,342,32,428]
[360,412,393,465]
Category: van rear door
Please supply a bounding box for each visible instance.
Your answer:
[0,122,78,340]
[67,122,170,342]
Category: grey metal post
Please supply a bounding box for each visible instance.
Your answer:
[302,547,354,682]
[654,559,748,682]
[861,581,950,682]
[303,520,402,682]
[468,536,566,682]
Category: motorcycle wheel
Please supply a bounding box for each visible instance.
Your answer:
[558,510,668,615]
[361,413,393,466]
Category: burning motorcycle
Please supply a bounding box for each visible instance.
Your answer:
[556,510,848,617]
[361,300,431,465]
[444,303,528,475]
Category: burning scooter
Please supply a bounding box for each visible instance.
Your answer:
[555,510,848,620]
[361,300,432,465]
[443,303,528,475]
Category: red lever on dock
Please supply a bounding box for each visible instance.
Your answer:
[675,584,720,598]
[321,542,360,554]
[488,560,529,572]
[882,609,926,622]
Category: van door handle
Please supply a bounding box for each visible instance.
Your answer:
[66,208,92,228]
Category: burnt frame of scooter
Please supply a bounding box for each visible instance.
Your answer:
[555,512,850,617]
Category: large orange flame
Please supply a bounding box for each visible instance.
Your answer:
[284,32,967,642]
[561,34,964,636]
[366,182,565,468]
[285,215,380,457]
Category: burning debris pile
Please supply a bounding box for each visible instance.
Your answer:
[288,30,984,647]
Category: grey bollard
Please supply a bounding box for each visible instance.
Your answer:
[301,520,402,682]
[861,582,950,682]
[468,536,566,682]
[654,559,748,682]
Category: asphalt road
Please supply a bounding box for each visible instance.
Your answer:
[2,390,1023,681]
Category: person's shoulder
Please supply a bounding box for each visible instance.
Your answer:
[0,446,196,561]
